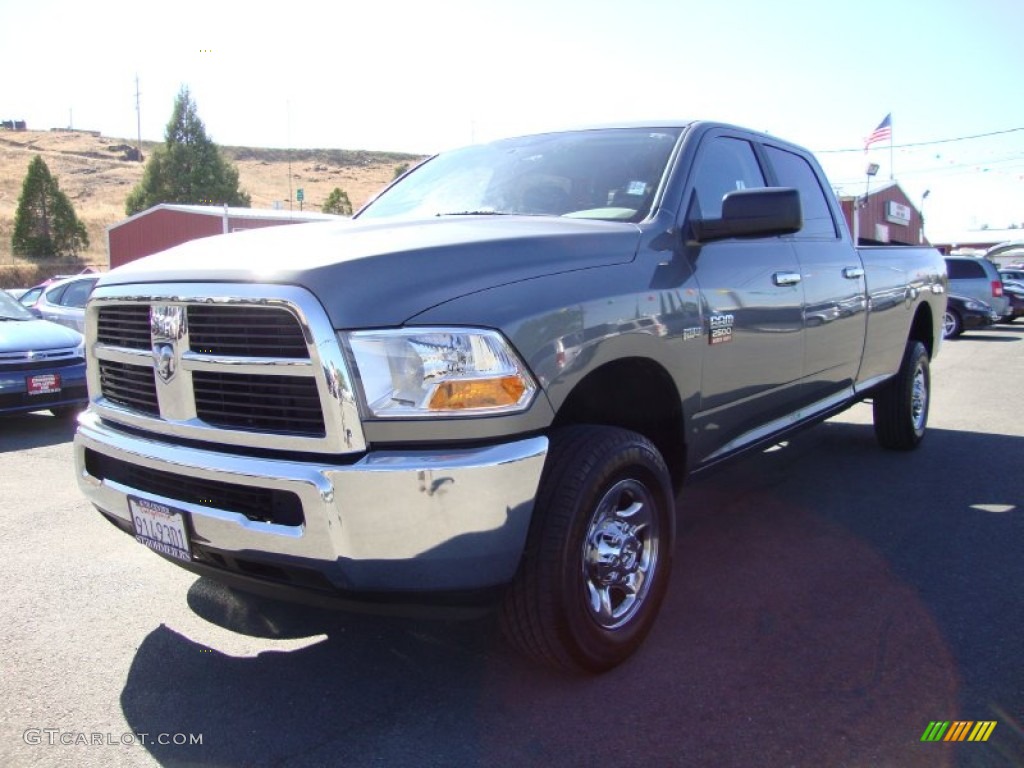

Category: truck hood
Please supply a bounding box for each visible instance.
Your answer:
[99,216,642,327]
[0,317,83,354]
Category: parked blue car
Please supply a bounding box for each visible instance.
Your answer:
[0,289,88,418]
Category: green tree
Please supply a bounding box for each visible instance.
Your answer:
[12,155,89,258]
[393,163,410,180]
[125,86,251,215]
[322,187,353,216]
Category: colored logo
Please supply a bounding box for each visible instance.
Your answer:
[921,721,997,742]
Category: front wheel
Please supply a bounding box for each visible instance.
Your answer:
[500,426,675,673]
[873,340,930,451]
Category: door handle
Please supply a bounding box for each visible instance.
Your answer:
[773,271,802,286]
[842,267,865,280]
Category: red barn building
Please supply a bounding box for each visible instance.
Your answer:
[838,181,927,246]
[107,204,343,269]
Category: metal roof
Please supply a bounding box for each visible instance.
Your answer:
[929,229,1024,248]
[109,203,343,232]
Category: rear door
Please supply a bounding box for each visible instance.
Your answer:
[762,144,867,402]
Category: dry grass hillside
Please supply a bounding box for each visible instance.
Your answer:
[0,129,424,279]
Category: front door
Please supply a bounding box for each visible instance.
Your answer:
[683,133,806,464]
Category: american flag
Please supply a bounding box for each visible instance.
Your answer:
[864,113,892,150]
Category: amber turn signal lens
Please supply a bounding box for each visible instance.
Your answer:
[428,376,527,411]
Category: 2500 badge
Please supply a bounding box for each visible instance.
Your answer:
[709,313,735,345]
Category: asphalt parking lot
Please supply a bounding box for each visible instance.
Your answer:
[0,323,1021,768]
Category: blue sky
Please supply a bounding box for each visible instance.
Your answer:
[3,0,1022,239]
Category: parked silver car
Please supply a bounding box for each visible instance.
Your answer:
[999,267,1024,283]
[944,256,1010,319]
[22,275,98,333]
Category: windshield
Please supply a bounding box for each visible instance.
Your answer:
[0,289,35,320]
[358,128,682,223]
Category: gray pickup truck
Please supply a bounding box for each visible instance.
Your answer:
[74,122,946,672]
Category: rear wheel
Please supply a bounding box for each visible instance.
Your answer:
[873,340,930,451]
[942,309,962,338]
[500,426,674,673]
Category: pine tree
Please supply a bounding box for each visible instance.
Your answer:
[11,155,89,258]
[322,187,353,216]
[125,86,251,215]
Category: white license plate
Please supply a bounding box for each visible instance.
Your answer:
[27,373,61,395]
[129,496,192,562]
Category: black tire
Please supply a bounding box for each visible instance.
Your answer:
[873,340,930,451]
[999,316,1017,325]
[500,425,675,673]
[942,309,962,338]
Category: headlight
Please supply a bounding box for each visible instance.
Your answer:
[963,299,987,311]
[344,328,537,418]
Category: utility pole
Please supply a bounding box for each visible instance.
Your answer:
[287,100,293,211]
[135,74,142,160]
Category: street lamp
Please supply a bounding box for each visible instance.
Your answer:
[920,189,931,243]
[864,162,880,198]
[854,163,881,244]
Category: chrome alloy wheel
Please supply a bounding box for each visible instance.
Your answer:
[942,312,956,338]
[581,478,660,630]
[911,361,928,432]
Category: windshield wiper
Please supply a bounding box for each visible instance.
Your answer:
[435,210,511,217]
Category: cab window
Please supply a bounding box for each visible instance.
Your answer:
[689,137,766,219]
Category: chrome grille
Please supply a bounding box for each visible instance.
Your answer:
[86,283,365,455]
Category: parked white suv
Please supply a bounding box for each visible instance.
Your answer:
[22,275,98,334]
[944,257,1010,319]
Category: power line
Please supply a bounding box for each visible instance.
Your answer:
[827,153,1024,185]
[815,126,1024,154]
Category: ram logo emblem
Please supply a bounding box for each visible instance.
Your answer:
[150,304,186,383]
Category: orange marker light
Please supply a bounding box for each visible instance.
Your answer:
[428,376,527,411]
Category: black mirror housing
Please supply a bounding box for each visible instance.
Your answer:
[693,187,802,242]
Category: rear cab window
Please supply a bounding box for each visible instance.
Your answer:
[763,145,838,239]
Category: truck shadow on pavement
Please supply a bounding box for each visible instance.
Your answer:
[119,423,1023,768]
[0,411,78,452]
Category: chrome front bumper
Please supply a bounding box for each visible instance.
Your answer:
[74,410,548,593]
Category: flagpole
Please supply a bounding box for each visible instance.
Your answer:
[889,113,894,180]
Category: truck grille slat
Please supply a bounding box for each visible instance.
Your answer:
[187,306,309,358]
[84,449,303,526]
[96,305,151,349]
[193,372,325,435]
[99,360,159,414]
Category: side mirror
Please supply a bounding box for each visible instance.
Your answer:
[692,187,802,242]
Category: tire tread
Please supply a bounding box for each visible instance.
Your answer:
[873,340,929,451]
